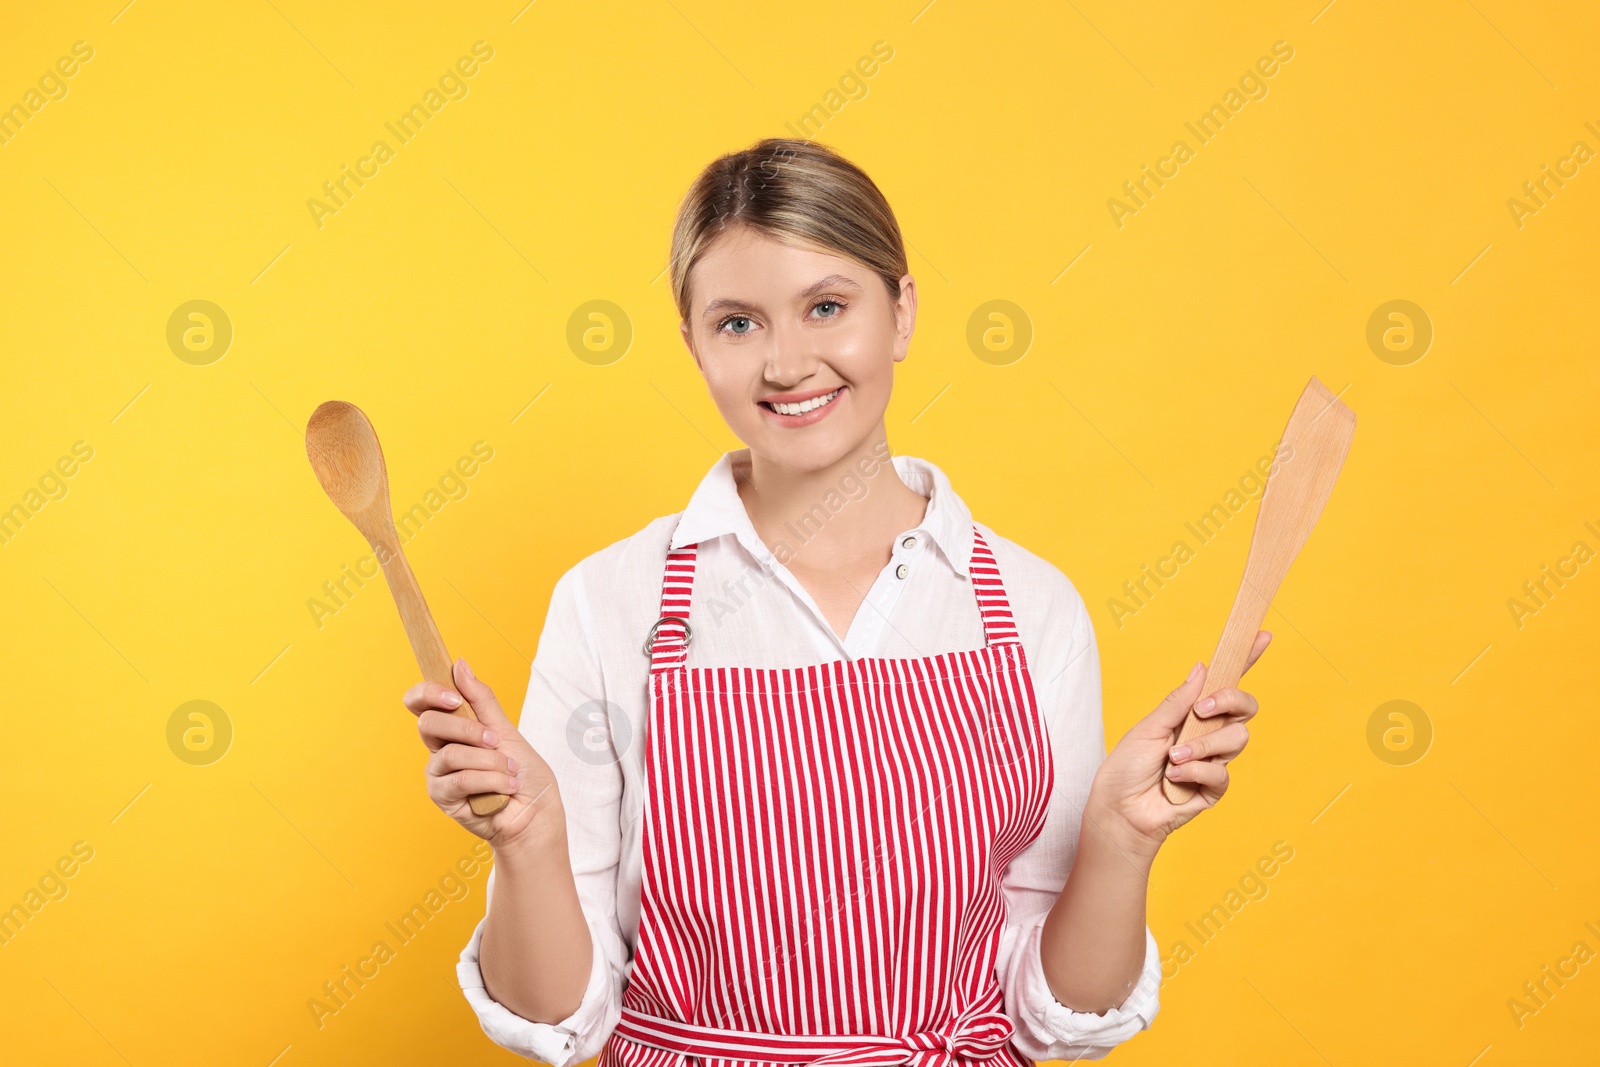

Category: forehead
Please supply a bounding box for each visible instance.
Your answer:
[690,226,866,296]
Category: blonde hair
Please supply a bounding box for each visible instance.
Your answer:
[668,138,909,323]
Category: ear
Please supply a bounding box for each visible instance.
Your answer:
[891,273,917,364]
[679,320,703,375]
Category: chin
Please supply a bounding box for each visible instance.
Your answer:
[747,426,868,474]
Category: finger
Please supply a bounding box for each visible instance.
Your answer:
[1140,661,1209,735]
[1193,687,1259,722]
[1171,722,1249,764]
[417,708,500,754]
[1165,754,1229,796]
[427,741,516,779]
[403,680,468,716]
[1241,630,1273,675]
[451,658,516,733]
[433,768,520,805]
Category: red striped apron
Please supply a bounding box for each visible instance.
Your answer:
[599,524,1055,1067]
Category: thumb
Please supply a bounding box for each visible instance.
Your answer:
[452,657,514,732]
[1142,660,1208,736]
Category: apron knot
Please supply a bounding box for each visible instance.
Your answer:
[807,1010,1015,1067]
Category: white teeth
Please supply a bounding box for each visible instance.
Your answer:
[769,388,841,416]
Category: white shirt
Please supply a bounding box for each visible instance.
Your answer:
[457,449,1162,1063]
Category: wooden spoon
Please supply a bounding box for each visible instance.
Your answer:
[1162,376,1356,804]
[305,401,509,816]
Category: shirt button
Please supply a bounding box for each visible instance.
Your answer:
[895,563,909,579]
[901,535,917,550]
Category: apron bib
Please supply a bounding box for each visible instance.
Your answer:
[600,524,1055,1067]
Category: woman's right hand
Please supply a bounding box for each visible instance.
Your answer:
[404,657,562,849]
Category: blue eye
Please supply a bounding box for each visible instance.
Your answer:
[716,298,846,335]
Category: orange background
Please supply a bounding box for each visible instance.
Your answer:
[2,2,1596,1064]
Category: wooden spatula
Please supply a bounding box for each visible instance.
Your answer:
[1162,376,1356,804]
[305,401,510,816]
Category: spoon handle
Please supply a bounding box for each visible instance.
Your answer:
[375,532,511,817]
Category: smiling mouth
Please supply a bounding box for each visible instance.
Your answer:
[760,388,843,416]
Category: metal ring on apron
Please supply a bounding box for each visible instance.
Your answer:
[642,614,692,656]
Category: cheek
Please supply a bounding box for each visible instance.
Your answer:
[699,354,760,417]
[831,331,895,391]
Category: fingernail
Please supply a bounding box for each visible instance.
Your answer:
[442,691,462,708]
[461,659,475,680]
[482,729,499,747]
[507,778,521,792]
[1187,661,1204,682]
[1166,763,1180,777]
[507,756,518,774]
[1170,745,1191,761]
[1195,697,1215,715]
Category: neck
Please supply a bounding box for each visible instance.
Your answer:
[736,427,929,570]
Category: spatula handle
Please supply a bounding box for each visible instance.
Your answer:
[1161,578,1272,803]
[376,536,510,817]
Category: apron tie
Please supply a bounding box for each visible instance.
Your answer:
[615,1006,1016,1067]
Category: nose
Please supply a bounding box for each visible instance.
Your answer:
[762,318,823,387]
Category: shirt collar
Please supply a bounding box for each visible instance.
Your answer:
[670,448,975,578]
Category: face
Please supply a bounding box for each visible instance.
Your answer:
[679,224,915,473]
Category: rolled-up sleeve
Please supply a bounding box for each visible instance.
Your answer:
[995,575,1161,1060]
[456,562,632,1063]
[1001,918,1162,1059]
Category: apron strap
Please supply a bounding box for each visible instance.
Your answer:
[646,536,698,672]
[970,527,1021,648]
[645,523,1022,670]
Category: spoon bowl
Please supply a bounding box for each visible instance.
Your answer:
[306,401,389,526]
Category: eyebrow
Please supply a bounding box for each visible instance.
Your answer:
[699,273,865,322]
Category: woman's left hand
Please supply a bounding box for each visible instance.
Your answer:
[1085,630,1273,860]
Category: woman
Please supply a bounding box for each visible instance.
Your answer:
[405,138,1270,1065]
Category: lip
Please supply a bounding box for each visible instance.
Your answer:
[761,385,844,405]
[757,385,845,427]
